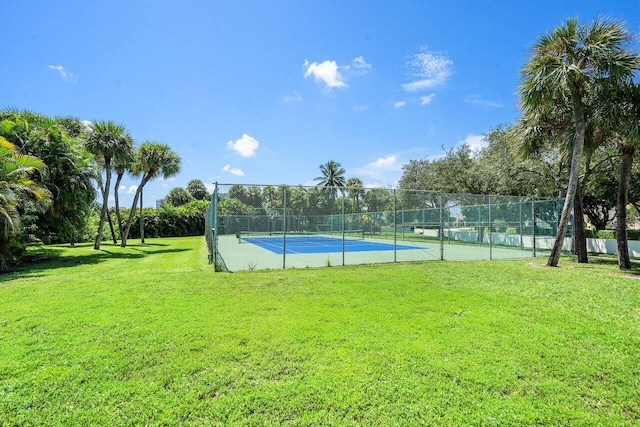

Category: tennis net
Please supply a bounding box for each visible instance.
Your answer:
[238,229,365,243]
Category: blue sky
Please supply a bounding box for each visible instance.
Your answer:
[3,1,639,207]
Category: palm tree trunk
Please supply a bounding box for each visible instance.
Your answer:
[94,167,112,250]
[114,171,125,238]
[547,82,585,267]
[573,184,588,263]
[140,187,144,243]
[616,147,634,270]
[107,209,117,243]
[121,176,148,247]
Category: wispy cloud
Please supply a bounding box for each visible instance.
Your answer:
[223,165,245,176]
[460,134,488,152]
[303,56,371,90]
[127,185,138,194]
[394,101,406,109]
[353,105,369,111]
[402,48,452,92]
[352,155,403,186]
[421,94,436,106]
[346,56,372,75]
[283,90,303,103]
[48,65,77,82]
[226,134,260,157]
[466,95,504,109]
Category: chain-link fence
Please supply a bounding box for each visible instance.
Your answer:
[206,183,567,271]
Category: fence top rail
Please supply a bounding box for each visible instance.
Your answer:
[214,182,559,201]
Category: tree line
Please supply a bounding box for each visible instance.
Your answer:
[0,110,181,271]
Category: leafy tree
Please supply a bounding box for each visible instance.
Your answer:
[518,17,637,266]
[187,179,209,200]
[0,137,50,270]
[0,111,97,244]
[85,121,134,249]
[163,187,194,207]
[121,141,181,247]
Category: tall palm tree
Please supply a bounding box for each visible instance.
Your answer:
[346,177,364,212]
[518,17,637,266]
[314,160,346,211]
[84,121,134,250]
[120,141,181,247]
[112,137,135,238]
[602,81,640,269]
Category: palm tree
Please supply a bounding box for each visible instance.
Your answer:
[346,177,364,212]
[518,17,637,267]
[603,81,640,269]
[314,160,346,211]
[120,141,181,247]
[112,137,135,238]
[84,121,134,250]
[0,137,50,270]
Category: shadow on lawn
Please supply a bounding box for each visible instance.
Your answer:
[589,256,640,276]
[0,242,192,281]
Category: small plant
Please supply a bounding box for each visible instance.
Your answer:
[247,261,257,271]
[325,257,332,267]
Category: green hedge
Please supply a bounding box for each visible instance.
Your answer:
[117,200,208,239]
[585,229,640,240]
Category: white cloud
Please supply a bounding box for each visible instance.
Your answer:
[81,120,93,131]
[127,185,138,194]
[348,56,372,74]
[48,65,77,82]
[119,185,126,191]
[303,60,347,89]
[421,94,436,106]
[226,134,259,157]
[284,91,303,103]
[352,155,402,186]
[402,48,452,92]
[460,134,488,152]
[223,165,245,176]
[303,56,370,90]
[466,95,504,109]
[353,105,369,111]
[370,155,398,169]
[394,101,406,109]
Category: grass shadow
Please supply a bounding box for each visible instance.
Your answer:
[0,243,193,281]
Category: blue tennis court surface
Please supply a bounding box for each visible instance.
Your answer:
[242,235,425,255]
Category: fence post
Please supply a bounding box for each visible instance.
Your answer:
[213,183,219,270]
[519,198,524,250]
[439,192,444,261]
[393,189,397,263]
[342,193,345,266]
[489,195,493,260]
[532,199,536,258]
[282,186,287,270]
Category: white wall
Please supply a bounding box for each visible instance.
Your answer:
[415,228,638,256]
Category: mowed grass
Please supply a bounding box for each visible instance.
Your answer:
[1,237,639,425]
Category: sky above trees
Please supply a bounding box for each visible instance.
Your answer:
[3,0,639,206]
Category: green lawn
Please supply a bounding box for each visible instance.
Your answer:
[1,237,639,425]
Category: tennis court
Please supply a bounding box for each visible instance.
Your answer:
[239,231,426,255]
[206,183,563,271]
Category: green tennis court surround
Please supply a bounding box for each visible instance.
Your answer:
[206,183,566,271]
